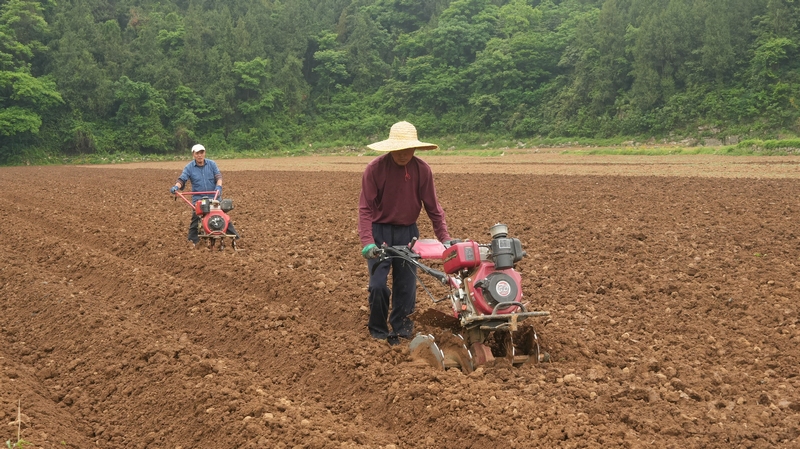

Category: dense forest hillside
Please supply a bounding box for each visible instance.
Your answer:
[1,0,799,162]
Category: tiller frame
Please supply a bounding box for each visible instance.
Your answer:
[174,190,238,251]
[373,224,550,372]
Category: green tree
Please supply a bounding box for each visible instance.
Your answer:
[313,31,349,96]
[340,11,391,91]
[47,8,116,117]
[0,0,62,141]
[628,0,700,111]
[112,75,168,152]
[365,0,449,36]
[747,0,800,129]
[233,56,282,116]
[170,84,213,151]
[428,0,498,67]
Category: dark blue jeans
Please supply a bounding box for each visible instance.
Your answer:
[366,223,419,340]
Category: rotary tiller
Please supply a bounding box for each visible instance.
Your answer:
[374,223,549,373]
[174,190,238,251]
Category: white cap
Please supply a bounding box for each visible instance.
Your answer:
[191,144,206,153]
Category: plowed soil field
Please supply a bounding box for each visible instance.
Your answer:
[2,153,799,448]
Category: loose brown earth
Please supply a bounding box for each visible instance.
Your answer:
[1,152,799,448]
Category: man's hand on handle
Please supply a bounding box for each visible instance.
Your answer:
[361,244,379,259]
[443,239,462,247]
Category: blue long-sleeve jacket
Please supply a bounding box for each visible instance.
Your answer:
[176,160,222,202]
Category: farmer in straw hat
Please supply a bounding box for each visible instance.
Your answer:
[358,121,452,346]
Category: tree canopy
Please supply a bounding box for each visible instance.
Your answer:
[2,0,799,162]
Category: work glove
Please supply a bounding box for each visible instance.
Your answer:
[361,243,379,259]
[444,239,462,247]
[170,185,179,194]
[214,185,222,198]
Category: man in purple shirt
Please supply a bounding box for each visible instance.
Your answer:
[358,121,452,346]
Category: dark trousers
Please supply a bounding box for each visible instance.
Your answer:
[366,223,419,339]
[188,213,239,243]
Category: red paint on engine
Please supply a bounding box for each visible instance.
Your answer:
[470,262,522,315]
[202,210,230,235]
[442,241,482,274]
[412,239,446,259]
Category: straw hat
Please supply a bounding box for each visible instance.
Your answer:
[367,121,438,152]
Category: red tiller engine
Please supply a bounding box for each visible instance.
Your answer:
[441,225,526,315]
[194,197,233,236]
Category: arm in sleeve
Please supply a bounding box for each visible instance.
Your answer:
[212,161,222,186]
[358,170,377,247]
[176,166,190,189]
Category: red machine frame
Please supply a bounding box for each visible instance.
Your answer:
[174,190,237,250]
[374,224,550,371]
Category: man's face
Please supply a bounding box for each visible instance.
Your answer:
[390,148,416,166]
[193,150,206,165]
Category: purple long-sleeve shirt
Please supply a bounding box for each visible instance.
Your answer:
[358,153,450,247]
